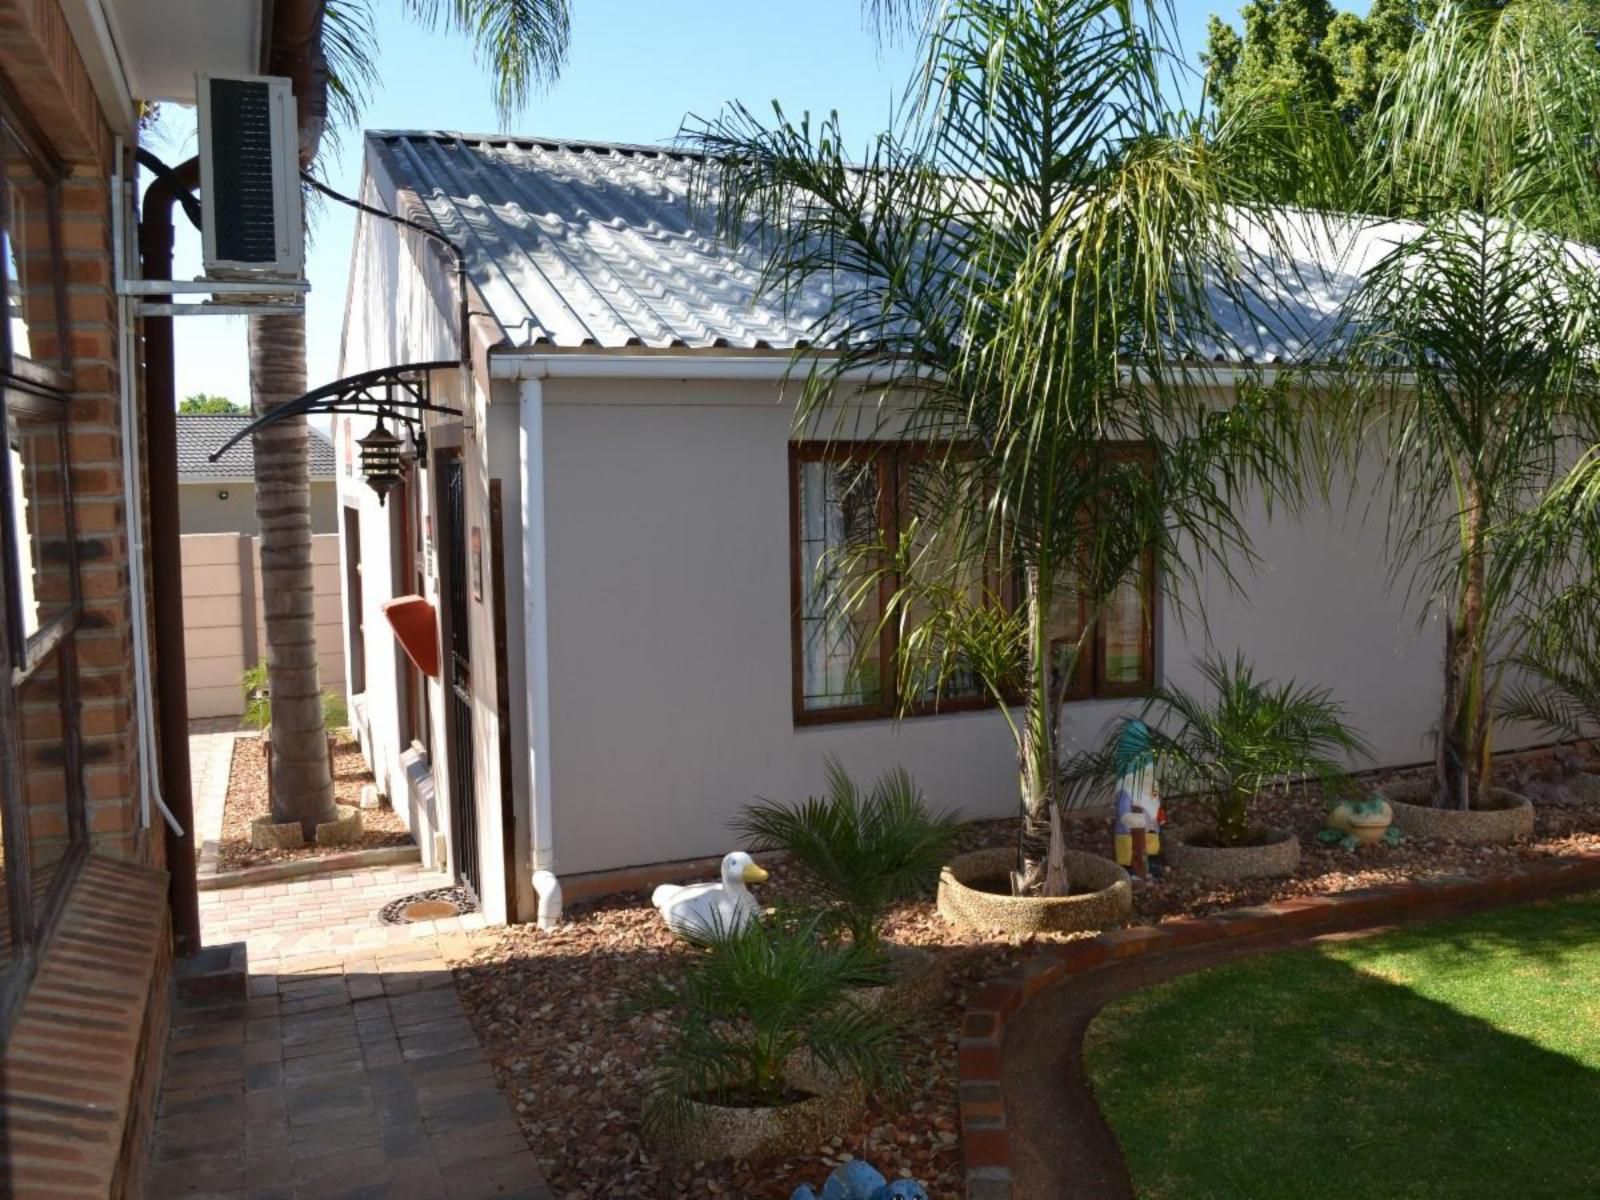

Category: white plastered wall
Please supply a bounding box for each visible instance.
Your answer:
[533,375,1549,878]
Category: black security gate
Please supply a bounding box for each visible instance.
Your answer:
[442,457,480,899]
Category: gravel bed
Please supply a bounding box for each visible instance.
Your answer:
[217,733,413,870]
[451,747,1600,1199]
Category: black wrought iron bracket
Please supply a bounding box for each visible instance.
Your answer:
[207,360,462,464]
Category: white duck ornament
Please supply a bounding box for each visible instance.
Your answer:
[651,851,768,941]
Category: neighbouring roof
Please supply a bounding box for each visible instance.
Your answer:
[361,131,1570,365]
[177,414,336,481]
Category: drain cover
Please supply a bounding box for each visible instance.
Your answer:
[379,886,479,925]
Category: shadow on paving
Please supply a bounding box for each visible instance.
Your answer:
[149,948,555,1200]
[1008,895,1600,1200]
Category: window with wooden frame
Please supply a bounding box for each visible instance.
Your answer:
[789,442,1156,724]
[0,103,84,1032]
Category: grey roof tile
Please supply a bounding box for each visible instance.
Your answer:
[177,414,336,480]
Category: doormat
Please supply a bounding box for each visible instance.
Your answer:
[378,885,479,925]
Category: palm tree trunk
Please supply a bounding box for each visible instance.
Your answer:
[1438,472,1488,811]
[250,310,336,837]
[1015,565,1067,895]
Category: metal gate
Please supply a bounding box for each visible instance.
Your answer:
[442,457,480,898]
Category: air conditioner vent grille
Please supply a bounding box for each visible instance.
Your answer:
[207,79,279,264]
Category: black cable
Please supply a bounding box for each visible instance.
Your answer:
[301,171,471,364]
[136,149,202,230]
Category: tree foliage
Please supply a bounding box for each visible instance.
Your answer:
[179,393,245,414]
[686,0,1330,891]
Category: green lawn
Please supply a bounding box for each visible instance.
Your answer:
[1083,892,1600,1199]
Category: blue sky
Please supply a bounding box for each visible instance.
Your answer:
[152,1,1364,406]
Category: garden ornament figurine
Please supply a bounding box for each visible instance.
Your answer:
[791,1160,930,1200]
[651,850,769,941]
[1113,719,1165,875]
[1318,794,1401,851]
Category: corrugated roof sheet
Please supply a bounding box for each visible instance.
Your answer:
[361,131,1501,363]
[177,414,336,480]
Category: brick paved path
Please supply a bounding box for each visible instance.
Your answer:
[199,863,489,967]
[151,939,552,1200]
[151,732,551,1199]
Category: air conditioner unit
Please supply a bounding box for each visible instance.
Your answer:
[196,74,303,279]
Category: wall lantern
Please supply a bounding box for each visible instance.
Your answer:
[358,418,404,505]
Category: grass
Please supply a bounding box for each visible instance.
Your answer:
[1083,892,1600,1199]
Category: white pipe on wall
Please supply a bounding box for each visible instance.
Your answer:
[517,376,560,928]
[112,149,181,837]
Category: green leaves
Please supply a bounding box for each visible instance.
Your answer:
[1114,653,1370,844]
[734,760,963,949]
[640,911,906,1136]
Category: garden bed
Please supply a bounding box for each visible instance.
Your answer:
[216,734,413,870]
[450,748,1600,1198]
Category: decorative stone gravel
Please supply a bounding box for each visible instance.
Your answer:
[1382,778,1536,844]
[220,733,414,870]
[451,748,1600,1199]
[937,847,1132,935]
[1164,826,1301,880]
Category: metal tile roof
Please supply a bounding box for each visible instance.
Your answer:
[177,414,336,480]
[360,132,1488,364]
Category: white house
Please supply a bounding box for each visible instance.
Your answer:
[333,131,1532,928]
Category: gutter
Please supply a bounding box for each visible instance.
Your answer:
[487,352,1369,391]
[517,377,560,928]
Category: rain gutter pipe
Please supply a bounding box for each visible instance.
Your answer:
[136,152,202,956]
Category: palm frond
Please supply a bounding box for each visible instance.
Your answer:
[402,0,570,122]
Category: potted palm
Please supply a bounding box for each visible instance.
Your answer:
[640,912,906,1162]
[1501,587,1600,805]
[1109,655,1369,880]
[1335,2,1600,835]
[734,760,962,1009]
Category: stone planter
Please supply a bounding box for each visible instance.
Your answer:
[849,944,945,1015]
[249,804,362,851]
[1165,826,1301,880]
[1570,768,1600,805]
[936,848,1132,935]
[649,1057,864,1162]
[1381,778,1535,844]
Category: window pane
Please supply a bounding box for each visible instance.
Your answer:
[3,125,64,371]
[15,647,75,927]
[1100,565,1150,686]
[1045,567,1090,698]
[903,457,987,703]
[5,404,72,645]
[798,458,883,711]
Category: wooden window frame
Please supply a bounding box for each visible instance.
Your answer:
[789,440,1157,726]
[0,100,70,390]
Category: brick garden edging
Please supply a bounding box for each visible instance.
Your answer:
[956,851,1600,1200]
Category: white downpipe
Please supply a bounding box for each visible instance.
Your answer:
[112,151,182,837]
[518,377,560,927]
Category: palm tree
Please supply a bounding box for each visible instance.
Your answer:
[252,0,570,836]
[685,0,1337,892]
[1335,0,1600,813]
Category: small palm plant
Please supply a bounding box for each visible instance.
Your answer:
[641,913,905,1139]
[1117,655,1370,847]
[733,760,963,954]
[1500,588,1600,744]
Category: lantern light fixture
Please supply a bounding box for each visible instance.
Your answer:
[358,418,404,505]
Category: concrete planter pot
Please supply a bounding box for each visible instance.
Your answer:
[1381,778,1535,844]
[1569,768,1600,804]
[849,944,945,1015]
[249,803,362,851]
[1165,826,1301,880]
[936,847,1132,935]
[650,1059,865,1162]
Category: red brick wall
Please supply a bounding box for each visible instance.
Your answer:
[0,0,157,868]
